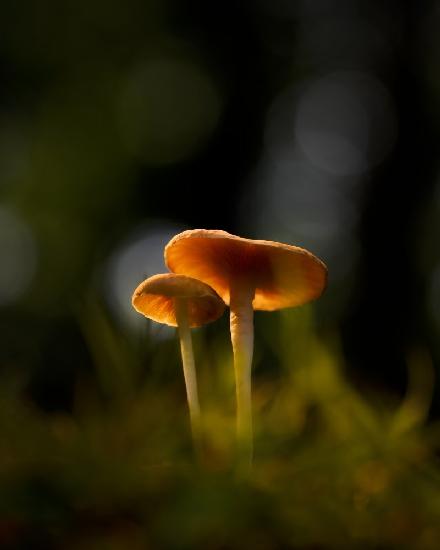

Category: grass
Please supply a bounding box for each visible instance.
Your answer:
[1,304,440,549]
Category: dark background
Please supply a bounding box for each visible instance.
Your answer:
[1,0,440,412]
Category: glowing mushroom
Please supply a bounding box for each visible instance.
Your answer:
[165,230,327,466]
[132,273,225,452]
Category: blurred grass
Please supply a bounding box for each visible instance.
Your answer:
[1,304,440,549]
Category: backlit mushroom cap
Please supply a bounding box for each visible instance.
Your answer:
[132,273,225,327]
[165,230,327,310]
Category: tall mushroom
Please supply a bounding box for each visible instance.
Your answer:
[132,273,225,454]
[165,230,327,467]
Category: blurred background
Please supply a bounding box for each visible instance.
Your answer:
[2,0,440,548]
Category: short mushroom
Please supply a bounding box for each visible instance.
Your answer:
[165,230,327,467]
[132,273,225,453]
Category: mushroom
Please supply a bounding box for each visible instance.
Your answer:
[132,273,225,454]
[165,230,327,467]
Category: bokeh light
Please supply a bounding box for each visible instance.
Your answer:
[105,221,185,335]
[0,205,37,306]
[294,72,397,176]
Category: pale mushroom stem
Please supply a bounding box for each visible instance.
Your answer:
[174,298,202,457]
[229,282,255,470]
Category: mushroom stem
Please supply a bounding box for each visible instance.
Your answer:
[174,298,202,456]
[229,282,255,470]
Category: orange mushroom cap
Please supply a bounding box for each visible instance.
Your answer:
[165,229,327,311]
[132,273,225,328]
